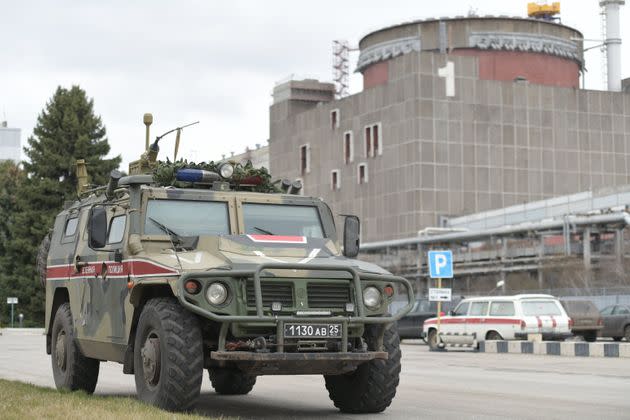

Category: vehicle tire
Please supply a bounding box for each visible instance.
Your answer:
[582,331,597,342]
[486,331,503,341]
[37,232,51,288]
[51,303,100,393]
[613,336,623,342]
[208,368,256,395]
[427,328,439,350]
[134,297,203,412]
[324,322,401,413]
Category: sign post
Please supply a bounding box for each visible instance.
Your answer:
[7,297,18,328]
[428,251,453,347]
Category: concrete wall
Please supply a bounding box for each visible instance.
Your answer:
[269,50,630,243]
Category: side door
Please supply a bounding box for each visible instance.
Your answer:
[599,306,615,336]
[75,205,130,356]
[447,300,470,335]
[467,301,490,339]
[612,306,630,336]
[488,301,517,339]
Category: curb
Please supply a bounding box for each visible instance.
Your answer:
[479,340,630,358]
[0,328,45,336]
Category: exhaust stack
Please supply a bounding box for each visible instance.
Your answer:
[600,0,625,91]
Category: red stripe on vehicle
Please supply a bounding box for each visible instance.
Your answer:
[424,317,522,326]
[536,316,543,328]
[246,234,307,244]
[46,259,179,280]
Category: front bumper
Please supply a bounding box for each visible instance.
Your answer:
[178,262,414,350]
[211,350,387,375]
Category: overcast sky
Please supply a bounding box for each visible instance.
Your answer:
[1,0,628,170]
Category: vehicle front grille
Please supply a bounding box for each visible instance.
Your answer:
[307,283,352,309]
[246,281,294,308]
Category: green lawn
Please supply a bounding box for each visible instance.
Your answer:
[0,379,220,419]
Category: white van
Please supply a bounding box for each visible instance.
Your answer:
[423,294,573,349]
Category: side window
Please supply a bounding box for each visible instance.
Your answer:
[490,301,515,316]
[453,301,470,316]
[615,306,630,315]
[107,215,127,244]
[600,306,614,316]
[469,301,489,316]
[64,217,78,237]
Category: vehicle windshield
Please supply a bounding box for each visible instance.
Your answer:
[521,300,563,316]
[144,200,230,236]
[242,203,324,238]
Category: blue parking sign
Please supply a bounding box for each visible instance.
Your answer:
[428,250,453,278]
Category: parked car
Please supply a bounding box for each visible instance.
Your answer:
[560,299,602,342]
[397,298,460,339]
[423,294,573,349]
[599,304,630,341]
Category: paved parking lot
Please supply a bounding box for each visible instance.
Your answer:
[1,332,629,419]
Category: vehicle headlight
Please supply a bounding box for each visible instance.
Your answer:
[363,286,381,309]
[206,282,228,305]
[219,163,234,179]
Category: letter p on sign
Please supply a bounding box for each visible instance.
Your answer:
[428,250,453,278]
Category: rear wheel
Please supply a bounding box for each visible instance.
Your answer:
[134,297,203,411]
[324,323,401,413]
[582,331,597,342]
[486,331,503,341]
[613,336,623,342]
[208,368,256,395]
[51,303,100,393]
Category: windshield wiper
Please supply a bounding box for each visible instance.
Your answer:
[149,217,184,244]
[253,226,275,235]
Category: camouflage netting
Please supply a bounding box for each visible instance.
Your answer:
[152,159,281,193]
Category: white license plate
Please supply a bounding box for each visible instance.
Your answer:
[284,323,342,338]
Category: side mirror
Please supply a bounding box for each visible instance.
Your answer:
[343,215,360,258]
[88,206,108,249]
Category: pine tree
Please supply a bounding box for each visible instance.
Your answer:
[23,85,121,192]
[2,86,121,326]
[0,161,24,326]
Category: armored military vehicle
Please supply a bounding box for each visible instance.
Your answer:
[40,114,413,413]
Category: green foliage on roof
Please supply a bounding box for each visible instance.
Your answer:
[152,159,281,193]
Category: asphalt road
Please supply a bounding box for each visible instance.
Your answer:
[1,332,628,419]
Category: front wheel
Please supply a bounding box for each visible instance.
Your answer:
[427,328,440,350]
[51,303,100,393]
[324,323,401,413]
[134,297,203,411]
[209,368,256,395]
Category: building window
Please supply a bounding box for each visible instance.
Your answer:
[373,123,382,156]
[331,170,340,191]
[299,144,310,175]
[364,122,382,158]
[343,131,354,164]
[357,163,368,184]
[330,109,340,129]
